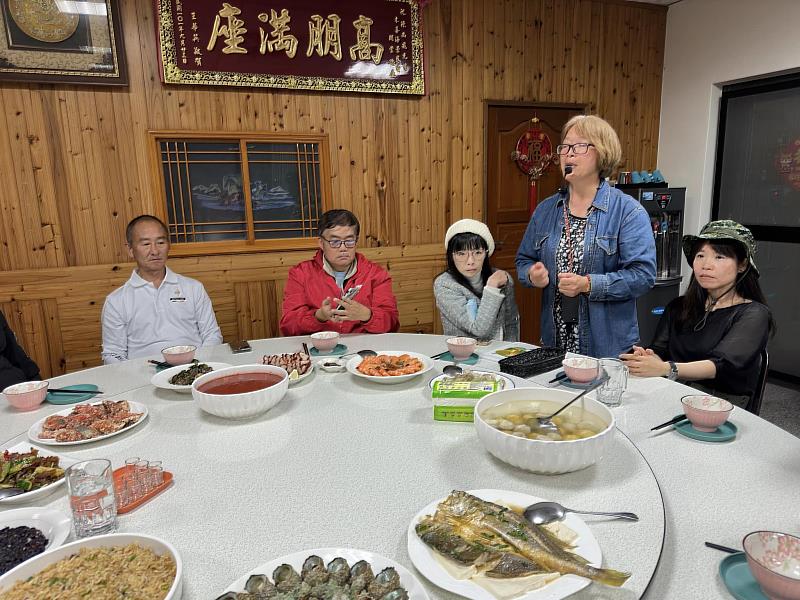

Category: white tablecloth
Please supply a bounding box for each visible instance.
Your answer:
[1,333,797,599]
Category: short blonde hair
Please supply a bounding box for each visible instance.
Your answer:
[561,115,622,179]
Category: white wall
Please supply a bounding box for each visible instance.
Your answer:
[658,0,800,247]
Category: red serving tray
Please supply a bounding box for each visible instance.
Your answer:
[112,465,173,515]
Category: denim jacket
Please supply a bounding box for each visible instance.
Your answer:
[515,181,656,358]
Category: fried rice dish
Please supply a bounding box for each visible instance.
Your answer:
[0,543,176,600]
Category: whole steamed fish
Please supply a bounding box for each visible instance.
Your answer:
[415,490,630,587]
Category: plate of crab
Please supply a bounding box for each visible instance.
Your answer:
[27,400,147,446]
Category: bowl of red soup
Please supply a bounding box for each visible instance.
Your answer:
[191,365,288,419]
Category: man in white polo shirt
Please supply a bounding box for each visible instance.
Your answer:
[101,215,223,364]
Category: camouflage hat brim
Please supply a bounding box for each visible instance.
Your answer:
[682,220,759,276]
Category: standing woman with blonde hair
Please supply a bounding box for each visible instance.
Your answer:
[515,115,656,357]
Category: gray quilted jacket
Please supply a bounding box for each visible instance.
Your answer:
[433,271,520,342]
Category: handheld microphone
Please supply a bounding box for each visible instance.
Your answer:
[558,165,573,194]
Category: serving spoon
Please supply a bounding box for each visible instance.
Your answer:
[0,487,26,499]
[535,374,609,434]
[524,501,638,525]
[442,364,463,377]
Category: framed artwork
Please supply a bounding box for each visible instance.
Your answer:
[155,0,424,95]
[0,0,128,85]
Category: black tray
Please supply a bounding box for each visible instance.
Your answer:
[498,347,566,378]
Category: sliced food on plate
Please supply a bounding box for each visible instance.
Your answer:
[262,352,313,382]
[29,400,147,445]
[0,447,64,494]
[0,444,75,505]
[412,490,630,599]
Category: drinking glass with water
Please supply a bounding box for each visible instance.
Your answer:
[597,358,628,407]
[66,459,117,538]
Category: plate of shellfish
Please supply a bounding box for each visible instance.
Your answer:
[27,400,148,446]
[346,351,434,385]
[262,352,314,386]
[217,547,430,600]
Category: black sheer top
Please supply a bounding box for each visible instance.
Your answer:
[0,310,41,390]
[650,299,770,397]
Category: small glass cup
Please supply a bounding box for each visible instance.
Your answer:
[148,461,163,487]
[597,358,628,407]
[134,460,151,492]
[66,459,117,538]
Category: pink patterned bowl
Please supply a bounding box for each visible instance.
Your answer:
[680,394,733,432]
[2,381,49,411]
[310,331,340,353]
[562,357,600,383]
[446,337,477,360]
[162,345,197,366]
[743,531,800,600]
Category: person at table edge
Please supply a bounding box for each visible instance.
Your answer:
[515,115,656,358]
[621,220,773,403]
[0,310,41,390]
[101,215,223,364]
[280,209,400,336]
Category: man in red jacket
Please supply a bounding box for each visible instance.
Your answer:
[280,210,400,336]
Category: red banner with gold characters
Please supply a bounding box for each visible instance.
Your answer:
[154,0,424,95]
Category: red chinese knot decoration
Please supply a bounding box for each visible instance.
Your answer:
[511,118,558,214]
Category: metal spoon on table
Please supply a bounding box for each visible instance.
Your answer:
[0,487,26,499]
[524,501,638,525]
[535,374,609,434]
[338,349,378,360]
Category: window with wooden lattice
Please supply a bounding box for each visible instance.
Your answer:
[151,131,330,255]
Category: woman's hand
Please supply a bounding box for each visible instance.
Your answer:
[528,262,549,287]
[486,270,509,288]
[557,273,590,297]
[620,346,669,378]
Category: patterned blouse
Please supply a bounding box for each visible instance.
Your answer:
[554,207,592,352]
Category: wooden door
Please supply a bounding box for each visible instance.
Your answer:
[486,103,584,344]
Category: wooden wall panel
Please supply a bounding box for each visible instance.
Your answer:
[0,0,666,375]
[0,246,444,376]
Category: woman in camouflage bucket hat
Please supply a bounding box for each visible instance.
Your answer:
[621,220,773,403]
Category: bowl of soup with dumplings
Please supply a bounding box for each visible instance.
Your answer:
[474,388,615,474]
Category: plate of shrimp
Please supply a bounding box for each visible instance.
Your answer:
[347,351,434,385]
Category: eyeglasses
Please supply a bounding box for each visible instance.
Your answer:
[321,237,357,248]
[453,249,486,260]
[556,143,595,155]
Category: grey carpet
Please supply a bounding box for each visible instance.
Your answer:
[759,378,800,438]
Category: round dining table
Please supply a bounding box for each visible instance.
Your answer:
[0,333,797,599]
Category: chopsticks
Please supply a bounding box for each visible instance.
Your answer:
[548,372,568,384]
[705,541,741,554]
[431,351,448,360]
[302,343,310,356]
[48,388,103,395]
[650,415,688,431]
[148,359,172,369]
